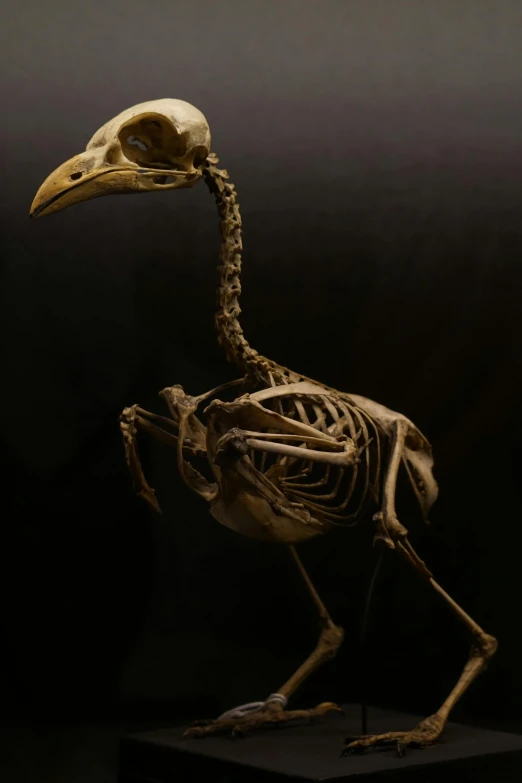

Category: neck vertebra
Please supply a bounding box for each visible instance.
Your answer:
[203,155,302,385]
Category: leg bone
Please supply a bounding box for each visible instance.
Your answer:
[344,418,496,755]
[184,545,344,739]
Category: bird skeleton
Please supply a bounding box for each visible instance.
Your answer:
[31,99,497,756]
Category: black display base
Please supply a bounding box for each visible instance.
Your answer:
[118,704,522,782]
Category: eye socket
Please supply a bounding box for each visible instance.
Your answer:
[70,172,84,181]
[127,135,149,152]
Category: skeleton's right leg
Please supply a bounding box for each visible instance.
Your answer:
[275,545,345,701]
[184,545,344,738]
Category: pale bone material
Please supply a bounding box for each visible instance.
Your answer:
[30,99,210,218]
[32,99,497,755]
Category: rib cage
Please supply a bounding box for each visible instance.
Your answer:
[249,389,387,527]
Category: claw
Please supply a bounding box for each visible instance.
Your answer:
[341,744,365,756]
[231,725,246,739]
[316,702,343,715]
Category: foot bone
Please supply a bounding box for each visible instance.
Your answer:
[343,713,445,757]
[184,701,342,739]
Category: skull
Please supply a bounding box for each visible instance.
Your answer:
[30,99,211,218]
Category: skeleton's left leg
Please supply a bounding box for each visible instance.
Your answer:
[183,545,344,738]
[344,420,497,756]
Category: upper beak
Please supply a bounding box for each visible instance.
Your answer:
[30,152,131,218]
[30,150,200,218]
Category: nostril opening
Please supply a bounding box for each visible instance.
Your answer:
[70,172,84,181]
[153,175,176,185]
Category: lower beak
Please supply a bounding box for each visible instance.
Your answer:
[30,152,199,218]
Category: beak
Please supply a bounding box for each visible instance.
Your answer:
[30,150,201,218]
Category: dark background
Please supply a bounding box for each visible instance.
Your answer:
[1,0,521,779]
